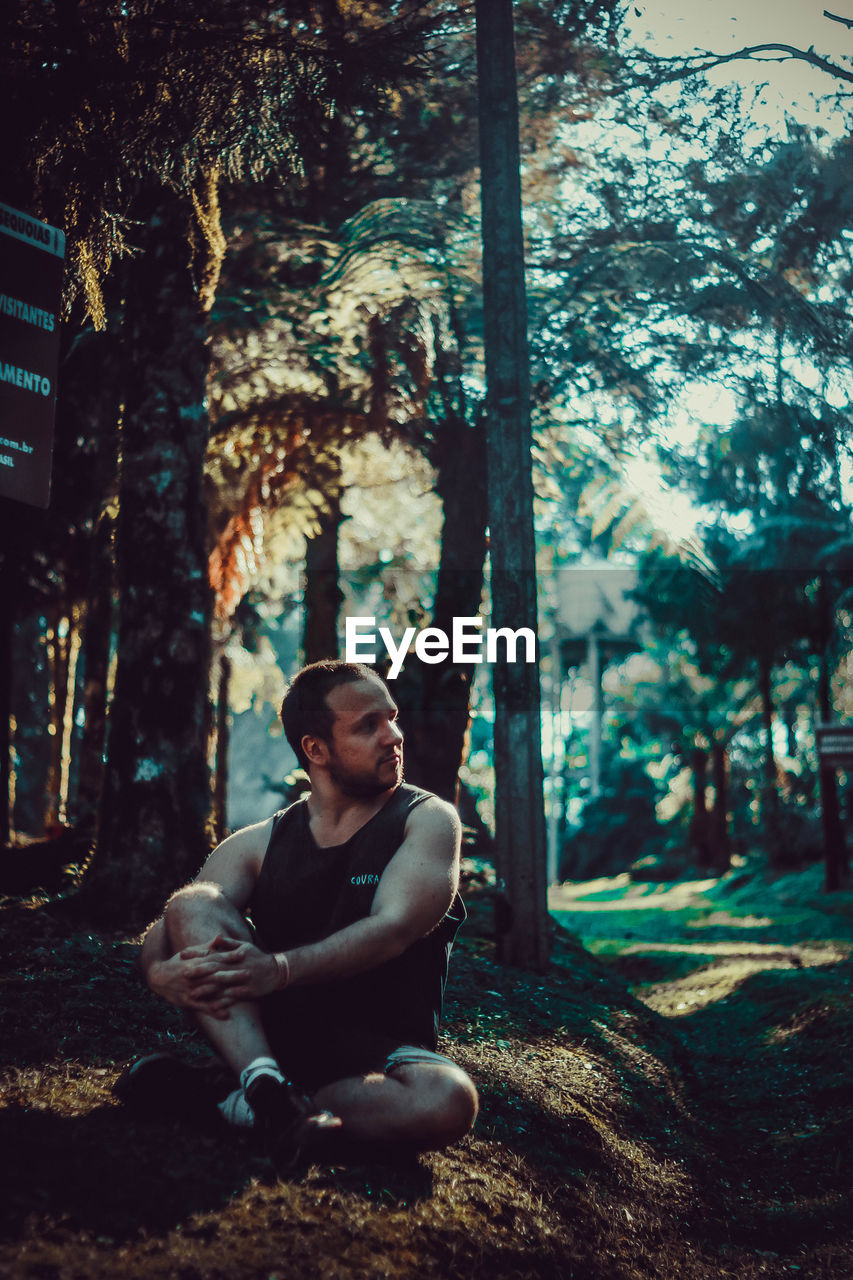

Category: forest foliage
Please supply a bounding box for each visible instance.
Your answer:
[1,0,852,930]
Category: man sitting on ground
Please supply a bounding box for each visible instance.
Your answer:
[119,660,478,1166]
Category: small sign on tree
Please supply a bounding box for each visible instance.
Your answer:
[0,201,65,509]
[816,724,853,768]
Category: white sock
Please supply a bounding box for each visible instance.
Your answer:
[239,1056,285,1095]
[218,1088,255,1129]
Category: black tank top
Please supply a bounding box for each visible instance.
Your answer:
[249,784,466,1050]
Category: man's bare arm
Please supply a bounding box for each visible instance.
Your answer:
[190,816,273,903]
[138,818,272,1011]
[218,797,462,1002]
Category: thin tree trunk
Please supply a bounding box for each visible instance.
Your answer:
[546,634,563,885]
[395,310,487,803]
[476,0,549,970]
[819,762,846,891]
[5,603,51,838]
[302,0,352,229]
[816,574,848,890]
[785,708,797,760]
[0,565,12,845]
[57,605,83,827]
[211,652,231,844]
[758,654,783,865]
[587,633,602,799]
[689,746,711,866]
[75,512,116,831]
[710,742,731,873]
[88,183,218,926]
[303,479,344,665]
[397,413,488,802]
[44,609,70,832]
[75,341,121,835]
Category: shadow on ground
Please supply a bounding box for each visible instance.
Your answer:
[0,1102,436,1243]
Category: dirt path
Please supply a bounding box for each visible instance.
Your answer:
[550,869,852,1017]
[551,865,853,1274]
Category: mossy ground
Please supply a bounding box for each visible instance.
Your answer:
[1,860,851,1279]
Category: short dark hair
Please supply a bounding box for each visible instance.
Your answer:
[280,660,380,771]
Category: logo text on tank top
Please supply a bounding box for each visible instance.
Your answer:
[351,874,380,886]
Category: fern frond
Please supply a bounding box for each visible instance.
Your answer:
[579,471,719,584]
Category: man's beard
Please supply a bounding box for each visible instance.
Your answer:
[327,752,403,798]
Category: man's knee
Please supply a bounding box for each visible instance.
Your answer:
[392,1063,479,1147]
[162,882,248,949]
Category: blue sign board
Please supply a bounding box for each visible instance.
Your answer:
[0,201,65,508]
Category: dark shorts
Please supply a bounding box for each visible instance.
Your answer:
[259,1009,456,1093]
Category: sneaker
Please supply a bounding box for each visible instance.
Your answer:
[218,1086,255,1129]
[244,1074,341,1172]
[113,1052,228,1124]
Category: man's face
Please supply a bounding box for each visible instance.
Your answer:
[316,677,404,797]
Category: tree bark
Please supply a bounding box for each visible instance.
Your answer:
[689,746,711,866]
[74,340,121,835]
[819,760,846,891]
[211,652,232,844]
[5,604,52,838]
[816,574,848,890]
[75,512,116,832]
[397,413,488,802]
[0,565,12,845]
[44,608,70,832]
[758,654,784,865]
[303,480,344,665]
[0,494,55,841]
[476,0,549,970]
[86,184,215,926]
[710,742,731,873]
[57,605,83,827]
[587,633,602,799]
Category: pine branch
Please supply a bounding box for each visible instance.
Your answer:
[824,10,853,31]
[532,235,852,356]
[628,43,853,89]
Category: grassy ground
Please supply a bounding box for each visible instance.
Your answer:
[1,858,851,1279]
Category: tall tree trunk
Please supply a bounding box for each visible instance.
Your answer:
[302,0,353,229]
[587,632,603,799]
[758,653,784,865]
[75,511,116,832]
[0,564,12,845]
[689,746,711,866]
[476,0,549,970]
[87,182,219,927]
[44,608,70,831]
[211,651,232,844]
[57,605,83,827]
[816,574,848,890]
[6,603,51,837]
[74,337,121,835]
[818,758,846,891]
[397,413,488,802]
[303,479,344,665]
[546,634,563,885]
[710,742,731,873]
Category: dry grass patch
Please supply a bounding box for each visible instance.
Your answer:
[1,874,852,1280]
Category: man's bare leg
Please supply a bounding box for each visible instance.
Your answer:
[157,885,475,1153]
[313,1063,478,1151]
[162,882,271,1077]
[152,883,340,1162]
